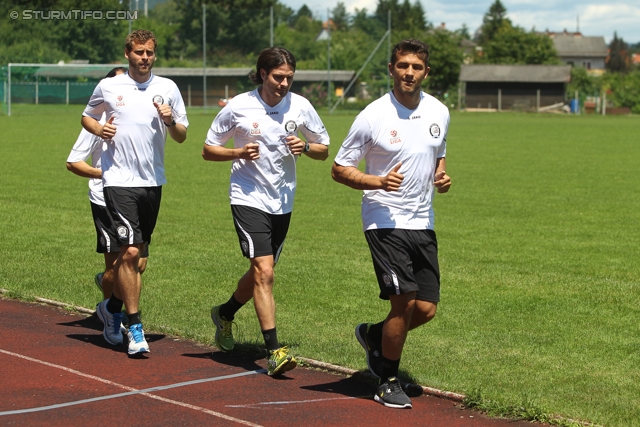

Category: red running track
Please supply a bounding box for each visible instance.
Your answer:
[0,298,545,427]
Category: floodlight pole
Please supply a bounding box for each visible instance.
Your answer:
[203,2,207,110]
[327,8,331,109]
[387,10,391,93]
[8,63,11,117]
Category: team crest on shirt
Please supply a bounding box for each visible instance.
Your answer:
[250,122,261,136]
[429,123,441,138]
[116,95,125,107]
[284,120,297,134]
[153,95,164,104]
[389,130,401,145]
[117,226,128,238]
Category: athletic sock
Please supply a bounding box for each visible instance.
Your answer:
[262,328,279,351]
[381,356,401,382]
[106,296,123,314]
[128,312,142,327]
[368,321,384,348]
[219,294,244,321]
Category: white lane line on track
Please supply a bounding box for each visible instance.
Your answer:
[0,348,265,426]
[227,396,357,408]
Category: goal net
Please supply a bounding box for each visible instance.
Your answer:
[1,63,127,116]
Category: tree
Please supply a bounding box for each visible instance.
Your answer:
[331,2,350,31]
[606,32,629,73]
[423,29,464,96]
[289,4,313,27]
[455,24,471,40]
[478,0,508,44]
[477,22,559,65]
[606,70,640,112]
[374,0,428,33]
[0,0,126,64]
[352,8,384,36]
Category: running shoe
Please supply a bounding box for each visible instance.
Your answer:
[127,323,150,355]
[94,272,104,292]
[210,305,235,351]
[402,382,424,398]
[96,299,123,345]
[375,377,412,409]
[267,346,297,376]
[355,323,383,378]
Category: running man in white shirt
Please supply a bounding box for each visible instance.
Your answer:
[81,30,189,356]
[66,67,149,305]
[332,39,451,408]
[203,47,330,376]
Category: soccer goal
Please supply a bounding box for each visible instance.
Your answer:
[2,63,127,116]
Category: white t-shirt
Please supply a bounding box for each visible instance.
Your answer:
[205,89,330,214]
[66,117,106,206]
[334,91,449,231]
[82,72,188,188]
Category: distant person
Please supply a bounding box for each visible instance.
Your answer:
[202,47,330,376]
[331,39,451,408]
[66,67,149,306]
[81,29,188,356]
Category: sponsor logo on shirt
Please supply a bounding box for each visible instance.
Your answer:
[389,129,401,144]
[250,122,261,135]
[429,123,441,138]
[116,95,125,107]
[266,111,278,115]
[411,115,421,120]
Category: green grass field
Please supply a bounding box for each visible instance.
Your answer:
[1,104,639,426]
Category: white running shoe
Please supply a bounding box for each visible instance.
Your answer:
[127,323,150,355]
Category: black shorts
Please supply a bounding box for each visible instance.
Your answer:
[103,186,162,248]
[364,228,440,302]
[91,202,119,254]
[231,205,291,263]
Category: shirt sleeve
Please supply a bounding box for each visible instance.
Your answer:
[170,84,189,128]
[66,129,101,163]
[437,114,449,158]
[82,82,106,121]
[300,105,330,146]
[333,113,372,168]
[205,105,236,146]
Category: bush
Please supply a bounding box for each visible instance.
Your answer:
[301,82,329,108]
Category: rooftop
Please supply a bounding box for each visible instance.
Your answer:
[459,64,572,83]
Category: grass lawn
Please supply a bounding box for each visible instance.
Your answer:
[1,104,639,426]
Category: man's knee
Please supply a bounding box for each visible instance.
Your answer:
[389,293,416,318]
[251,258,275,287]
[120,245,141,266]
[410,300,437,329]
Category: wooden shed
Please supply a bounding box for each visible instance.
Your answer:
[154,67,355,107]
[459,64,572,112]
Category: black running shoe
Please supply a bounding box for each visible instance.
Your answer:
[355,323,383,378]
[402,382,424,398]
[375,377,412,409]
